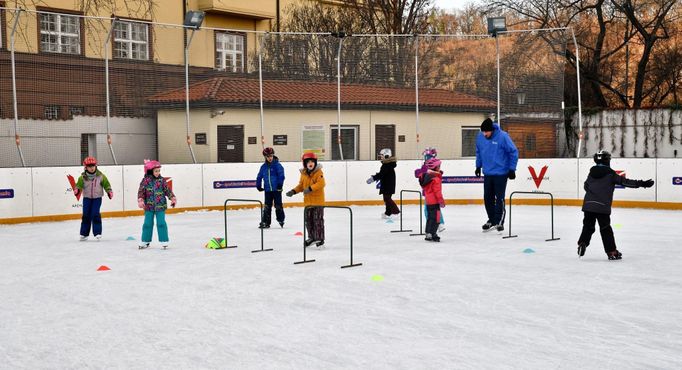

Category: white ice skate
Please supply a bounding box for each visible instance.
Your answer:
[94,235,102,241]
[138,242,150,249]
[79,235,88,241]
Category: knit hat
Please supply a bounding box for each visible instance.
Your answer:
[480,118,494,132]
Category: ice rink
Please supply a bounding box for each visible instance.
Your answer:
[1,204,680,369]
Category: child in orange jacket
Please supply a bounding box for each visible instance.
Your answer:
[286,152,326,247]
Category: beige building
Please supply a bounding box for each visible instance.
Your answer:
[150,77,495,162]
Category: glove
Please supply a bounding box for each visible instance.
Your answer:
[73,188,81,197]
[257,186,264,192]
[475,167,481,177]
[303,187,313,195]
[366,176,374,184]
[137,198,145,209]
[285,190,295,197]
[107,190,113,200]
[439,202,445,208]
[641,179,654,188]
[508,170,516,180]
[170,197,177,208]
[277,188,283,192]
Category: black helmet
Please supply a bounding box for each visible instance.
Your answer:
[262,147,275,157]
[594,150,611,165]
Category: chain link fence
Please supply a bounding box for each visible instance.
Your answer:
[0,7,572,167]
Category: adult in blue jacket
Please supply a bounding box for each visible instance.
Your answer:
[256,147,286,228]
[475,118,519,232]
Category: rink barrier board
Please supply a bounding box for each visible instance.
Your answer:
[1,198,681,225]
[1,159,680,224]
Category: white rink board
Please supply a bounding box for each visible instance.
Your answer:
[578,159,657,202]
[507,159,580,200]
[316,161,347,202]
[656,159,682,203]
[0,168,32,218]
[202,162,264,207]
[31,166,123,217]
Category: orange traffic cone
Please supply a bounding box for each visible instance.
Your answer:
[97,265,110,271]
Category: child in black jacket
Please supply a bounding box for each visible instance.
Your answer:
[578,151,654,260]
[367,148,400,219]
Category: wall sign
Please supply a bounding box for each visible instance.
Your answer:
[0,189,14,199]
[302,125,325,160]
[273,135,288,145]
[248,137,257,145]
[213,180,257,189]
[195,133,207,145]
[398,135,406,142]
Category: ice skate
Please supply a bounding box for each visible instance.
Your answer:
[279,222,284,228]
[314,240,325,248]
[258,222,270,229]
[304,238,315,247]
[495,224,504,233]
[94,235,102,241]
[161,243,168,250]
[381,213,390,219]
[482,222,494,232]
[577,242,587,257]
[79,235,88,241]
[607,250,622,260]
[138,242,150,249]
[431,235,441,242]
[425,233,433,241]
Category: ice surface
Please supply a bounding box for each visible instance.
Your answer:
[1,205,681,369]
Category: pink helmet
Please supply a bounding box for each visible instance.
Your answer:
[422,147,437,160]
[425,158,441,170]
[143,159,161,172]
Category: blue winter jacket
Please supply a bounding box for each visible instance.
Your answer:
[256,157,285,192]
[475,124,519,176]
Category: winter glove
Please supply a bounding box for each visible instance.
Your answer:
[73,188,81,197]
[277,188,283,192]
[137,198,145,209]
[640,179,655,188]
[285,190,295,197]
[508,170,516,180]
[475,167,481,177]
[257,186,264,192]
[439,202,446,208]
[107,190,113,200]
[303,187,313,195]
[170,197,177,208]
[366,176,374,184]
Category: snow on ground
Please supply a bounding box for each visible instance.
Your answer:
[1,205,681,369]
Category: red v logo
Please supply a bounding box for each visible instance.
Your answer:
[528,165,548,188]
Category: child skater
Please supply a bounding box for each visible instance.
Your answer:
[578,150,654,260]
[286,152,326,247]
[256,147,286,228]
[75,156,113,241]
[137,160,176,249]
[415,147,445,232]
[419,158,445,242]
[367,148,400,219]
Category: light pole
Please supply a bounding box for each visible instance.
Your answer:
[183,10,205,164]
[487,17,507,125]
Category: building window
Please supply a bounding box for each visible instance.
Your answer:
[461,127,479,157]
[525,133,536,151]
[114,21,149,60]
[215,32,244,72]
[80,133,89,160]
[44,105,60,119]
[40,13,81,54]
[69,106,84,117]
[0,5,4,50]
[331,126,359,160]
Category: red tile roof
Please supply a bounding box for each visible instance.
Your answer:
[148,77,495,111]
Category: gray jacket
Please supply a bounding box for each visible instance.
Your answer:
[76,170,112,199]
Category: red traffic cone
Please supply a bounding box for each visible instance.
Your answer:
[294,231,303,236]
[97,265,110,271]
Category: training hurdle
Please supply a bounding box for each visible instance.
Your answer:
[294,205,362,269]
[502,191,560,242]
[390,190,426,236]
[223,199,272,253]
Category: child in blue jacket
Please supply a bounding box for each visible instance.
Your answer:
[256,147,286,228]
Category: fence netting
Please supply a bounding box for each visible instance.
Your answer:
[0,7,570,167]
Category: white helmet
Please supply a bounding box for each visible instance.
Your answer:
[378,148,392,159]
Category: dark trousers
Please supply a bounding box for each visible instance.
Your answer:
[305,207,325,241]
[80,197,102,236]
[425,204,441,236]
[484,175,508,225]
[578,211,617,253]
[262,191,285,225]
[383,193,400,216]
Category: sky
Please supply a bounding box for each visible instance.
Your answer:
[432,0,479,11]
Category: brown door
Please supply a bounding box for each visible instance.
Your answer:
[217,125,244,163]
[375,124,396,158]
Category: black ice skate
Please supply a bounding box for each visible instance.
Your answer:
[425,233,433,241]
[304,238,315,247]
[314,240,325,248]
[482,222,494,232]
[577,242,587,257]
[495,224,504,233]
[431,235,441,242]
[279,222,284,228]
[258,222,270,229]
[607,250,622,260]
